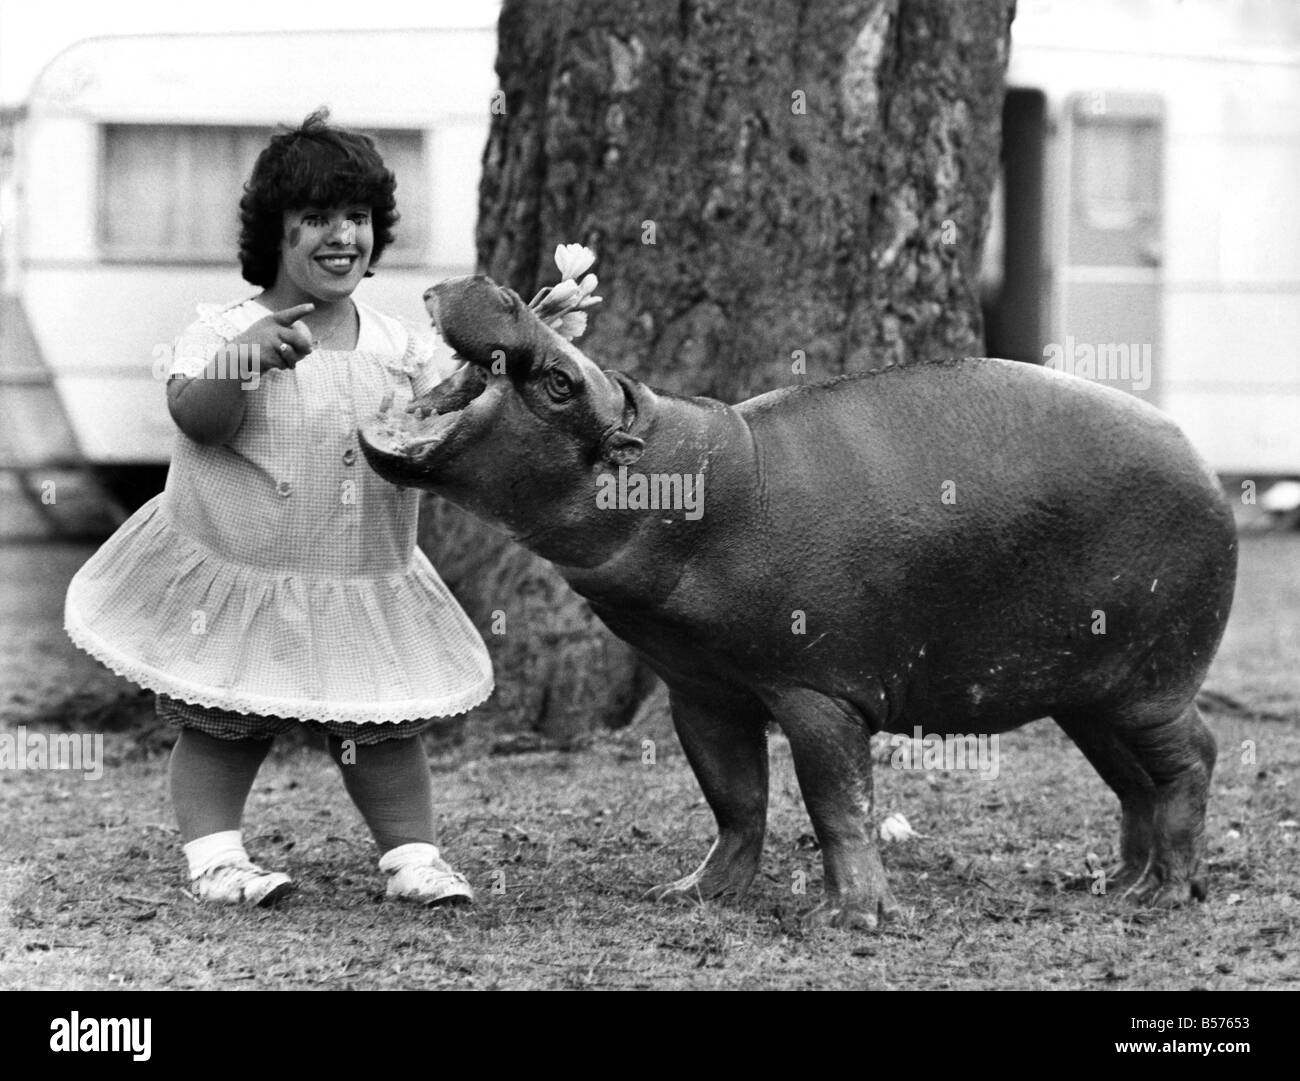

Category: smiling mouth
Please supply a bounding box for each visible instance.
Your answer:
[316,254,358,274]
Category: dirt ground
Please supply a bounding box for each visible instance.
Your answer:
[0,529,1296,990]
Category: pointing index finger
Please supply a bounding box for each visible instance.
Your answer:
[272,303,315,326]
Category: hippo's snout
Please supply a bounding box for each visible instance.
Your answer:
[421,276,536,375]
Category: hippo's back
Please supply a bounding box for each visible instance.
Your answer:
[743,357,1212,490]
[739,357,1229,541]
[726,357,1237,730]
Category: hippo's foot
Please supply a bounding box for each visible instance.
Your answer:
[1115,858,1208,907]
[801,891,902,932]
[800,850,903,932]
[646,873,724,906]
[1100,858,1145,894]
[1077,851,1206,906]
[1110,781,1210,907]
[645,834,762,905]
[1056,701,1214,909]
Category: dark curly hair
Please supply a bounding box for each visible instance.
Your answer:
[238,107,399,288]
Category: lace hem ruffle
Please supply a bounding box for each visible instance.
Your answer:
[65,610,493,723]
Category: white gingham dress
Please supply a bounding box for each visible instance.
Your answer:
[65,298,494,724]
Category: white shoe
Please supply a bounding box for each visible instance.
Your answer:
[383,846,473,906]
[192,859,295,906]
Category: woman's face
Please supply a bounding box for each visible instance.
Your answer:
[276,205,375,304]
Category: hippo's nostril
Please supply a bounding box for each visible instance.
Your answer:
[423,287,435,301]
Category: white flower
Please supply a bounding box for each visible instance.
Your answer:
[529,243,600,339]
[555,243,596,281]
[547,310,588,340]
[545,279,581,307]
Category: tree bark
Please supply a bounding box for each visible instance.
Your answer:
[420,0,1016,741]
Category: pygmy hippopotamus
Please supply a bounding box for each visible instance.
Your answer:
[359,275,1237,930]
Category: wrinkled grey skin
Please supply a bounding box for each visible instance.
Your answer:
[360,275,1237,930]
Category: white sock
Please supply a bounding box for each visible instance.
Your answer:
[378,842,441,874]
[183,830,248,880]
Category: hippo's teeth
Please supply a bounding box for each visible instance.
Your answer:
[369,404,457,456]
[411,410,458,440]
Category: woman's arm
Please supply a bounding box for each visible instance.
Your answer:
[166,304,315,446]
[167,366,253,446]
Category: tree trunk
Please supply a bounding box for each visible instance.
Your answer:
[420,0,1016,741]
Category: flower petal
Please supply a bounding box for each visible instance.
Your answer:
[554,243,596,280]
[546,279,580,307]
[556,311,589,340]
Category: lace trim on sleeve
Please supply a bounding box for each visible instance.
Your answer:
[169,320,226,379]
[169,300,258,379]
[195,301,252,341]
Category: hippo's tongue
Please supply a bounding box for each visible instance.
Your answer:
[363,396,458,458]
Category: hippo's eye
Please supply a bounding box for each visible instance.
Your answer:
[544,366,576,401]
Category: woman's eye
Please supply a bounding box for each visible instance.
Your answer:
[351,212,370,225]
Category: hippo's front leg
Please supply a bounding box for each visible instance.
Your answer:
[647,687,770,904]
[768,688,901,930]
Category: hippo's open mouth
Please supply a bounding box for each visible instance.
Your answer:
[364,364,482,455]
[357,287,505,483]
[359,288,489,460]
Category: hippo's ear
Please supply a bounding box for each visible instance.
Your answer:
[601,431,644,466]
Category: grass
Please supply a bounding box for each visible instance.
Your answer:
[1,533,1297,990]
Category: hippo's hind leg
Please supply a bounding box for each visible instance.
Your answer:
[1052,713,1156,892]
[647,687,770,905]
[1055,700,1216,905]
[767,688,900,930]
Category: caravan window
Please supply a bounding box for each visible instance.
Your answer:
[1076,120,1160,232]
[98,125,428,264]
